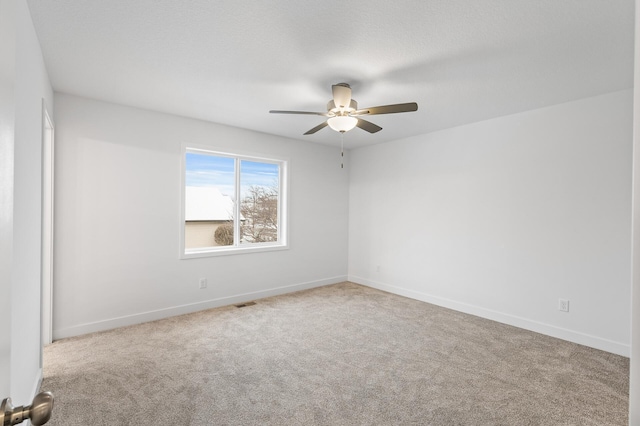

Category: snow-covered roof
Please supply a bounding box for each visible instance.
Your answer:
[185,186,234,221]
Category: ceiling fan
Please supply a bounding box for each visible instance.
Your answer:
[269,83,418,135]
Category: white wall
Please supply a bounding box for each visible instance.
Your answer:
[349,90,633,356]
[629,0,640,421]
[11,0,55,402]
[53,94,349,338]
[0,0,17,399]
[0,0,54,404]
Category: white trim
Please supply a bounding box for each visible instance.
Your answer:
[40,100,54,350]
[53,276,346,340]
[183,243,288,259]
[233,155,241,244]
[30,367,43,402]
[349,275,630,357]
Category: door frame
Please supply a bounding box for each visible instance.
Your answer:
[41,100,54,349]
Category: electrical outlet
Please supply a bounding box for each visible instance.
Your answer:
[199,278,207,289]
[558,298,569,312]
[376,265,381,273]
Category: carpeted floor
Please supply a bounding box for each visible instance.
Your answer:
[41,282,629,425]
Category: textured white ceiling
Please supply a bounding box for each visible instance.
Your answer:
[26,0,635,149]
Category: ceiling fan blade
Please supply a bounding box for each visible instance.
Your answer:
[332,83,352,109]
[353,102,418,116]
[270,110,329,116]
[356,118,382,134]
[303,121,329,135]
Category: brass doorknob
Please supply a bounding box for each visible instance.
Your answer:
[0,391,54,425]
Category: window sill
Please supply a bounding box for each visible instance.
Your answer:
[181,243,289,259]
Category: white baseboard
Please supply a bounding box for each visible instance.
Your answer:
[53,276,347,340]
[350,275,630,357]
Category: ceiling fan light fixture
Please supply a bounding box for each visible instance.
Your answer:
[327,116,357,133]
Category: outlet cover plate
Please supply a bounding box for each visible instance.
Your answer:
[558,298,569,312]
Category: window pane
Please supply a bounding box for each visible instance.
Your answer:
[185,153,235,248]
[239,160,279,244]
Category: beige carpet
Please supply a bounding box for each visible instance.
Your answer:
[41,282,629,425]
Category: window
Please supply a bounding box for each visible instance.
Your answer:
[181,147,287,258]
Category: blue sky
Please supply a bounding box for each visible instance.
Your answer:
[186,153,279,197]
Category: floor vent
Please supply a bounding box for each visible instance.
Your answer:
[235,301,256,308]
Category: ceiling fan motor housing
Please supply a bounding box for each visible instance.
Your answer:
[327,99,358,116]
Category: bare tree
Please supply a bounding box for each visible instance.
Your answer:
[214,222,234,246]
[240,184,278,243]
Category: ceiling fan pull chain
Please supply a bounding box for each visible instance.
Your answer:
[341,132,344,169]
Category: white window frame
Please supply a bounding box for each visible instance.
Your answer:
[180,144,289,259]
